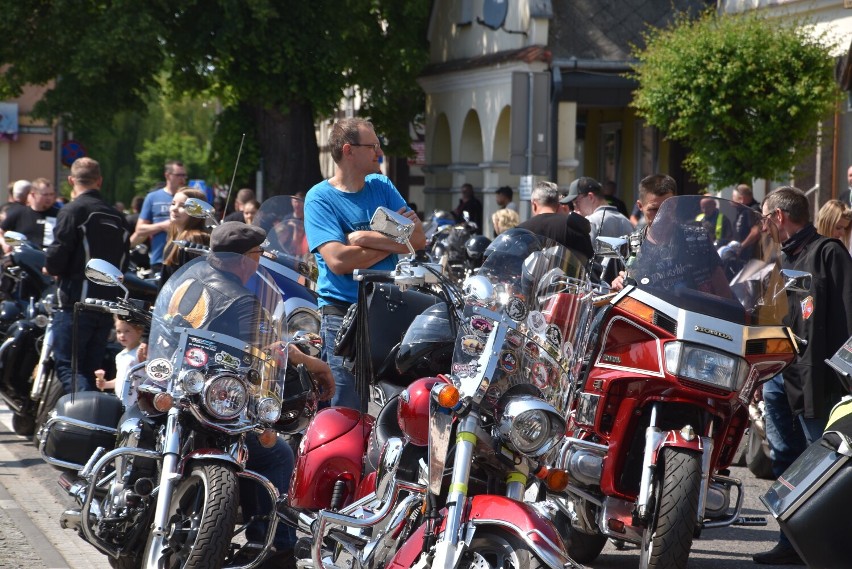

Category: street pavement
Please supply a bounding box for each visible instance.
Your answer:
[0,400,803,568]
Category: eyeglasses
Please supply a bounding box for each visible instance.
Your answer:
[170,172,188,178]
[350,142,381,153]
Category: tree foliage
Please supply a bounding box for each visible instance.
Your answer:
[631,10,841,188]
[0,1,429,196]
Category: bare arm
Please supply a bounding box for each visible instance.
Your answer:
[133,217,170,240]
[287,344,335,402]
[317,241,391,275]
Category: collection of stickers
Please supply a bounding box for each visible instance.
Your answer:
[451,295,575,411]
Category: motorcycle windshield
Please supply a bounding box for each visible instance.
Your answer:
[145,253,289,421]
[451,230,594,416]
[630,195,788,325]
[253,195,309,260]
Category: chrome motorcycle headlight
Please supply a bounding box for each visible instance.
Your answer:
[256,397,282,423]
[497,395,566,457]
[202,373,248,420]
[664,341,746,391]
[179,369,205,395]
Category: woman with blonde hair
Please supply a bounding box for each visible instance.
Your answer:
[816,199,852,252]
[492,208,520,236]
[160,188,210,287]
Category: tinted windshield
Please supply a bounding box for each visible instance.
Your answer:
[631,195,788,325]
[146,253,288,400]
[253,195,308,259]
[452,230,593,416]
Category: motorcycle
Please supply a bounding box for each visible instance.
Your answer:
[278,214,592,569]
[39,253,318,569]
[550,195,809,568]
[0,231,55,435]
[426,211,489,283]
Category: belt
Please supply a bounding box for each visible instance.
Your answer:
[320,302,351,317]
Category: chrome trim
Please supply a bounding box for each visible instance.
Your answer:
[231,469,279,569]
[703,474,745,528]
[38,414,119,470]
[467,520,584,569]
[636,404,662,519]
[696,435,714,523]
[497,395,566,458]
[598,496,643,544]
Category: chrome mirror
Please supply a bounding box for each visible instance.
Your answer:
[780,269,812,294]
[3,231,28,248]
[184,198,219,227]
[596,236,628,258]
[85,259,129,299]
[371,207,415,255]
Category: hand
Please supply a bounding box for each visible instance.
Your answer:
[136,343,148,363]
[287,344,335,402]
[95,369,106,391]
[398,206,419,223]
[610,271,626,292]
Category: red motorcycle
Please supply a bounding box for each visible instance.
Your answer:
[278,211,593,569]
[550,195,809,568]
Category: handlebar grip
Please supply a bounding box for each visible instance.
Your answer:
[352,269,395,283]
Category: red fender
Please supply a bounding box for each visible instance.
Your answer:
[385,495,567,568]
[288,407,374,510]
[653,429,704,464]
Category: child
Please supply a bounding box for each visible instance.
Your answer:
[95,315,145,406]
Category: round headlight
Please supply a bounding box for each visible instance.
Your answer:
[179,369,205,394]
[509,409,553,454]
[202,373,248,420]
[287,308,321,335]
[256,397,282,423]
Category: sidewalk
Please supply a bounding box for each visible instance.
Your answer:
[0,403,109,569]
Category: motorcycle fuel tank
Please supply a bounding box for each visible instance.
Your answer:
[289,407,375,510]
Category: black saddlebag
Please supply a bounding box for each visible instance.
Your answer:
[761,428,852,569]
[40,391,123,470]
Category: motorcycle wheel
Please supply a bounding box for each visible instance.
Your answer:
[142,462,239,569]
[745,425,774,480]
[556,512,607,564]
[32,374,62,446]
[460,529,545,569]
[12,411,35,437]
[638,447,701,569]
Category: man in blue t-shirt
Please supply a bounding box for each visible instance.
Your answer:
[305,117,425,409]
[134,160,187,272]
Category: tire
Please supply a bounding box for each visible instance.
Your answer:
[12,411,35,437]
[33,374,63,446]
[460,528,546,569]
[555,511,607,564]
[142,463,239,569]
[639,447,702,569]
[745,425,774,480]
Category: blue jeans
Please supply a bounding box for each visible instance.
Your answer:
[798,415,826,446]
[53,309,114,394]
[243,433,296,550]
[320,313,360,410]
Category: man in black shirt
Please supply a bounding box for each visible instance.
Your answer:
[1,177,60,249]
[517,181,593,260]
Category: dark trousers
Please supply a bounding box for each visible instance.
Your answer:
[242,433,296,550]
[53,309,114,393]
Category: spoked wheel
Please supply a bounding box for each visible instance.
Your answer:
[143,463,239,569]
[639,447,702,569]
[461,529,545,569]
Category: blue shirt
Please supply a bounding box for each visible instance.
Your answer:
[139,188,173,265]
[305,175,407,306]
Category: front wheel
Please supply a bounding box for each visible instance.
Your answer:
[639,447,702,569]
[12,411,35,436]
[460,529,546,569]
[33,373,62,445]
[143,463,239,569]
[555,511,607,564]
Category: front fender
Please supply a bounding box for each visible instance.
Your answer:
[654,429,704,463]
[179,448,243,474]
[386,495,572,569]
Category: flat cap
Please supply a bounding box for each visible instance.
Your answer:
[210,221,266,254]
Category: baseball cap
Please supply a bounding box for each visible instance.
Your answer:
[210,221,267,254]
[559,177,602,204]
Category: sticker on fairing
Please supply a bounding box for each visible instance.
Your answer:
[527,310,547,333]
[500,350,519,373]
[184,347,208,368]
[461,335,486,357]
[470,317,493,337]
[545,324,562,347]
[506,297,528,321]
[531,362,552,389]
[146,358,174,381]
[215,351,241,369]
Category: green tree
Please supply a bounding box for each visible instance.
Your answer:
[0,1,429,197]
[631,10,841,188]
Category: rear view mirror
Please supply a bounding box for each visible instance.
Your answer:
[184,198,219,227]
[371,207,415,255]
[780,269,812,294]
[3,231,28,247]
[85,259,129,299]
[596,236,628,259]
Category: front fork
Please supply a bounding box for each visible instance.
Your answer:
[635,403,713,525]
[30,323,53,400]
[143,407,182,569]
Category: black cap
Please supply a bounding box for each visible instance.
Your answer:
[559,177,602,204]
[210,221,266,254]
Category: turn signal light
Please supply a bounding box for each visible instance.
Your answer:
[257,428,278,448]
[544,468,570,492]
[153,393,174,412]
[616,297,655,324]
[608,518,626,533]
[436,384,460,409]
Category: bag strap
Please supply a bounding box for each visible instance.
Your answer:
[354,281,371,413]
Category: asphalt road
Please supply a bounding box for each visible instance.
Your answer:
[0,401,802,569]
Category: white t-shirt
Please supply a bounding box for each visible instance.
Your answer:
[114,347,140,406]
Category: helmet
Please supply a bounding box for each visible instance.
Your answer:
[398,376,448,446]
[484,228,542,261]
[396,303,456,378]
[464,235,492,265]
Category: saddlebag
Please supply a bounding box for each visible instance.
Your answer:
[40,391,123,471]
[761,428,852,569]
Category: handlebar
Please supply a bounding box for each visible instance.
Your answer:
[353,269,396,283]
